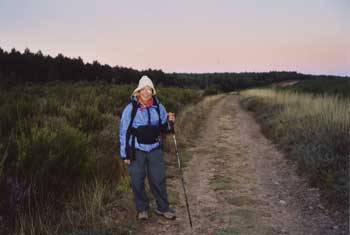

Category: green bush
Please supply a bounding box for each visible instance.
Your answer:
[39,97,62,116]
[203,86,220,96]
[16,122,92,195]
[65,104,105,134]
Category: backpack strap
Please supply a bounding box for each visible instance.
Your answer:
[125,100,138,160]
[153,96,166,150]
[153,96,162,127]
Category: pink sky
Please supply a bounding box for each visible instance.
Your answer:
[1,0,349,76]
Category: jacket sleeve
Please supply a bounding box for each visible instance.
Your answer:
[119,103,132,159]
[159,103,168,124]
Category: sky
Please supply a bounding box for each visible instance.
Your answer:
[0,0,349,76]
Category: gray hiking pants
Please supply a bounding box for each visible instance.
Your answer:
[128,148,169,213]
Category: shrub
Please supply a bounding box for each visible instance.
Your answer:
[39,97,62,116]
[203,86,220,96]
[16,122,92,196]
[65,104,105,134]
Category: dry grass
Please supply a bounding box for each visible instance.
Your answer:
[241,89,350,125]
[240,88,349,209]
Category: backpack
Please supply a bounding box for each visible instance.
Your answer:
[125,96,164,160]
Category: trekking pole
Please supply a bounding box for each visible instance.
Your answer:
[169,121,193,228]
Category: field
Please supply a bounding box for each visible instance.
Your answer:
[279,78,350,98]
[0,82,203,234]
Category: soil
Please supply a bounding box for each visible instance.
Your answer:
[134,94,347,235]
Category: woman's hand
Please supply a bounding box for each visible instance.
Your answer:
[167,112,175,123]
[115,155,131,165]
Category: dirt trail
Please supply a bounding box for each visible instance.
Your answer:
[140,94,342,235]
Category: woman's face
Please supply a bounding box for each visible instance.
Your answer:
[139,86,153,102]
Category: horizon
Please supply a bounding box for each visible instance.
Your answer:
[1,0,349,76]
[1,46,349,78]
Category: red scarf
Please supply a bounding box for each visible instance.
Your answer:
[137,96,154,110]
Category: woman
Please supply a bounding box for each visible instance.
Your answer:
[119,75,176,220]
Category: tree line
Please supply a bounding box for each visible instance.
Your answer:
[0,47,346,91]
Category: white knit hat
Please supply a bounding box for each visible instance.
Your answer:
[132,75,156,95]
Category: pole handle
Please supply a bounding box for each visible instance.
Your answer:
[169,120,175,134]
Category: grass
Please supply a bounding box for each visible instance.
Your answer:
[240,88,349,211]
[0,82,203,234]
[209,175,232,191]
[14,179,130,235]
[176,151,192,168]
[224,196,258,207]
[279,78,350,98]
[211,208,258,235]
[212,227,241,235]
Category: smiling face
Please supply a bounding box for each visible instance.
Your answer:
[139,86,153,103]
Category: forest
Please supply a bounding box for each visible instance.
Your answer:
[1,47,347,91]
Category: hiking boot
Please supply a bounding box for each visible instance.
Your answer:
[138,211,148,220]
[155,208,176,220]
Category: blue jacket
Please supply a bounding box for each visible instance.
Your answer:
[119,96,168,159]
